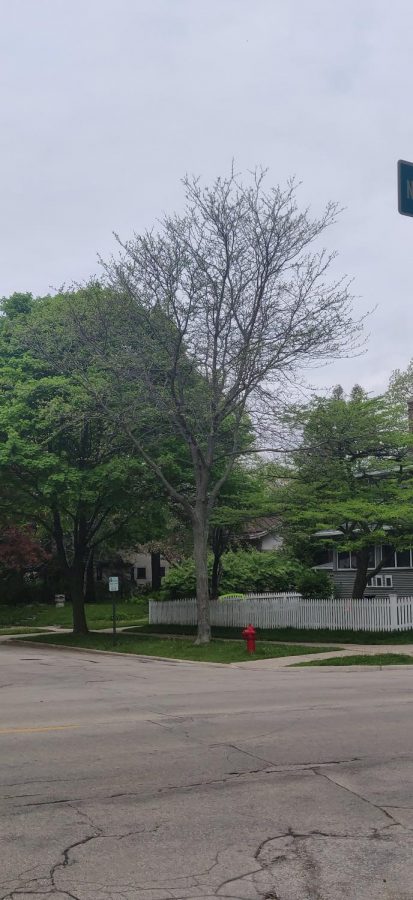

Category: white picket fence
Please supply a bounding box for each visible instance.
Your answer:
[149,592,413,632]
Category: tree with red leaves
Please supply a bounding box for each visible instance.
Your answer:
[0,527,49,576]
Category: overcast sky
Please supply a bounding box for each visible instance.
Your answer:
[1,0,412,394]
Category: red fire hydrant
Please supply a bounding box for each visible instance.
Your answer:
[242,624,256,654]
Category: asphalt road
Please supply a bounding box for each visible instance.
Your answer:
[1,643,413,900]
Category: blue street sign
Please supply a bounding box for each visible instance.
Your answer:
[398,159,413,217]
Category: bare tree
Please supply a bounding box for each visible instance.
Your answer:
[77,169,361,642]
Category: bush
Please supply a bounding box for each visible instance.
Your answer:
[160,550,331,599]
[160,557,198,599]
[0,576,54,606]
[219,550,298,594]
[295,569,332,598]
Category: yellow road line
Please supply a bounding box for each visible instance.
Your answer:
[0,724,81,735]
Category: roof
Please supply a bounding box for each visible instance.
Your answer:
[241,516,281,540]
[315,525,391,538]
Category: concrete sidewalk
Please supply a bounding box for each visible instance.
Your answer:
[234,643,413,668]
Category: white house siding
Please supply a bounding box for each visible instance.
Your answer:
[122,552,171,585]
[260,533,283,552]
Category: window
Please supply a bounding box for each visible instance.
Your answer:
[338,551,352,569]
[314,548,334,566]
[159,566,166,578]
[371,574,393,588]
[396,549,412,568]
[136,567,146,580]
[338,548,375,570]
[381,544,396,568]
[379,545,412,568]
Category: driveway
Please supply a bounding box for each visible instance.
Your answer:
[1,642,413,899]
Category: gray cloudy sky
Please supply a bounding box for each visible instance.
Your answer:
[1,0,412,394]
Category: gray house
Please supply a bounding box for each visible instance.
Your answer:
[240,516,413,598]
[314,535,413,598]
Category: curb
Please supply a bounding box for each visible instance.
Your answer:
[8,639,230,668]
[286,664,413,672]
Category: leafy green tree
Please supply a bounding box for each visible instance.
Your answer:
[279,388,413,598]
[208,463,273,598]
[387,362,413,403]
[0,292,167,633]
[387,360,413,430]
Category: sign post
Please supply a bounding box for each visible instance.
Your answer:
[108,576,120,646]
[398,159,413,217]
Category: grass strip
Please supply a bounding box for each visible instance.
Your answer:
[131,623,413,645]
[294,653,413,666]
[0,601,148,630]
[17,631,337,663]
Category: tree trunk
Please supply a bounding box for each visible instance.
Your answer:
[151,551,162,591]
[84,551,96,603]
[352,548,370,598]
[193,513,211,644]
[70,557,89,634]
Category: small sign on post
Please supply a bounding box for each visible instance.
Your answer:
[398,159,413,217]
[108,576,119,645]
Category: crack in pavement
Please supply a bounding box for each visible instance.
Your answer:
[3,747,413,899]
[9,751,406,813]
[0,816,165,900]
[212,822,411,900]
[312,767,406,830]
[2,821,411,900]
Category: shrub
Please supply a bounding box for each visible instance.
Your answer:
[161,549,330,599]
[160,557,198,599]
[0,576,54,606]
[218,592,246,601]
[295,569,332,598]
[219,550,298,594]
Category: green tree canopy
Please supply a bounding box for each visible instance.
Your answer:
[278,388,413,597]
[0,290,168,632]
[208,462,274,598]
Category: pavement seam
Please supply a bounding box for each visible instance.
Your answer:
[311,767,405,830]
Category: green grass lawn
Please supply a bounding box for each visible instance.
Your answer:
[294,653,413,666]
[0,600,149,630]
[132,623,413,645]
[4,603,413,647]
[17,631,337,663]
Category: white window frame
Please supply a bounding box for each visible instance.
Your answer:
[337,546,413,572]
[378,546,413,569]
[337,550,355,570]
[370,574,393,588]
[336,548,376,571]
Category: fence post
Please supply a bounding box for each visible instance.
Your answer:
[389,593,398,631]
